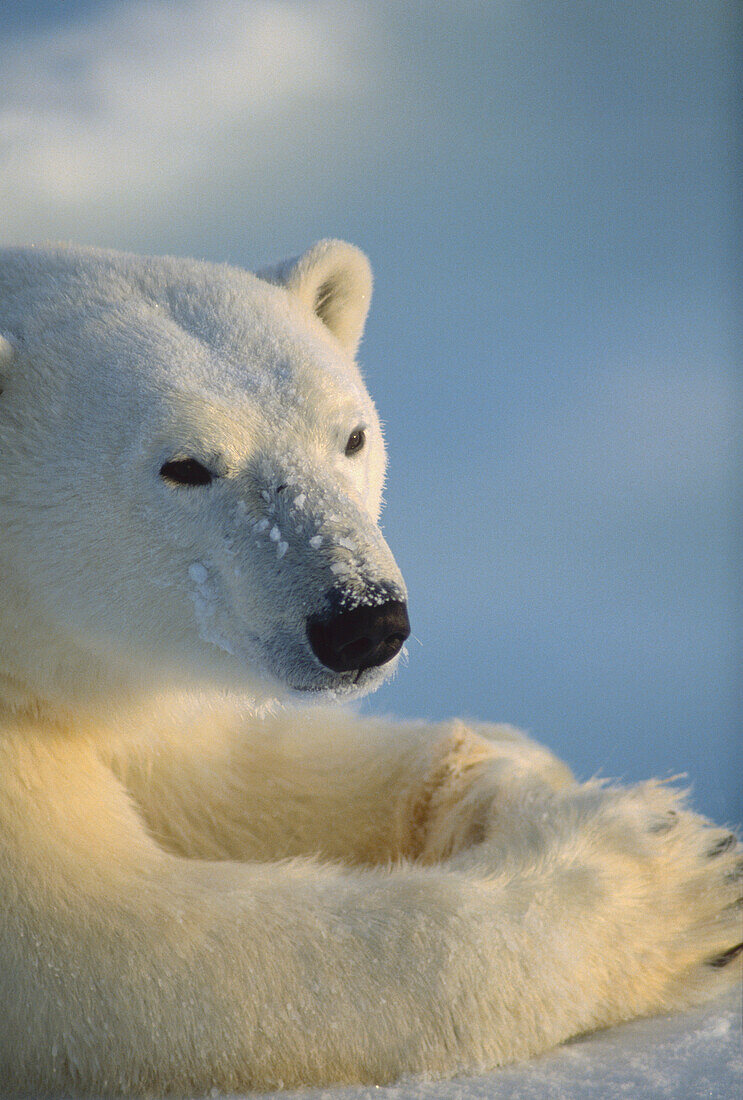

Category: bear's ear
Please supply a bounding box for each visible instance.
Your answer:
[257,239,372,356]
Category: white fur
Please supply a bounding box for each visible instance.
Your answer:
[257,238,373,356]
[0,242,739,1097]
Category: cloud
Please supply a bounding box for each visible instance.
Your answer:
[0,0,380,244]
[3,1,726,261]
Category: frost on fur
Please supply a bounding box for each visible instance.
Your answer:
[0,243,739,1097]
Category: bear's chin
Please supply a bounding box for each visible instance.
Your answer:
[230,633,404,704]
[198,652,399,713]
[278,661,401,704]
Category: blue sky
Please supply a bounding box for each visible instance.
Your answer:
[1,1,739,821]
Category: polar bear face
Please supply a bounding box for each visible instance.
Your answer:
[0,242,408,710]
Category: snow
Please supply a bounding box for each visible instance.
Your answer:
[188,562,208,585]
[187,561,235,657]
[218,991,741,1100]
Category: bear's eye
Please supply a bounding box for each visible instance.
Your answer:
[345,428,366,456]
[159,458,214,487]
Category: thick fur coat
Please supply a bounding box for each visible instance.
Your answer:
[0,241,740,1096]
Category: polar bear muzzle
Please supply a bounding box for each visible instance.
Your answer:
[307,599,410,674]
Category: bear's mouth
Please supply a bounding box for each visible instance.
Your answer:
[256,630,403,700]
[285,662,396,701]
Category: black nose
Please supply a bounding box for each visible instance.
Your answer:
[307,600,411,674]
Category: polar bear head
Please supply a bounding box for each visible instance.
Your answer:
[0,241,409,713]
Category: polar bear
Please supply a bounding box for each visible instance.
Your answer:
[0,240,739,1097]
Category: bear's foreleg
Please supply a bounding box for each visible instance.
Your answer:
[108,706,573,865]
[0,732,740,1096]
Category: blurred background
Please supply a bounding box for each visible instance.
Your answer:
[1,1,739,822]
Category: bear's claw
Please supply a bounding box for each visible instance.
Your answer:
[724,857,743,883]
[707,942,743,969]
[648,809,679,833]
[706,834,737,858]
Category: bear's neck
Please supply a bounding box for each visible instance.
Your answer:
[0,582,150,725]
[0,654,150,729]
[0,573,285,729]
